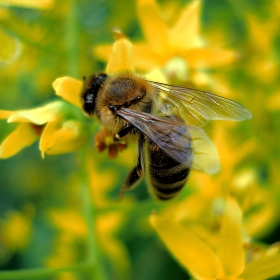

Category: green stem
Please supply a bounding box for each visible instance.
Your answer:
[65,0,79,77]
[79,147,108,280]
[0,263,91,280]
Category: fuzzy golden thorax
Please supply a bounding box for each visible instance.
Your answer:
[96,73,154,135]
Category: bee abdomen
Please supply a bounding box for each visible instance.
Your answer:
[150,164,190,200]
[148,142,190,200]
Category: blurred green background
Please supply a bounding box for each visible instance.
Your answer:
[0,0,280,279]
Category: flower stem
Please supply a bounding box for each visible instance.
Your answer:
[65,0,79,77]
[79,147,108,280]
[0,263,90,280]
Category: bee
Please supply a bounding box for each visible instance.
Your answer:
[80,72,252,200]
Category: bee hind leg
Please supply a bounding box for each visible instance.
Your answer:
[118,166,143,201]
[118,135,145,201]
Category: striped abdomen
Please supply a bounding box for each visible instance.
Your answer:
[147,139,191,200]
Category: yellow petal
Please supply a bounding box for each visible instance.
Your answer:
[150,212,224,279]
[137,0,170,54]
[0,110,18,119]
[241,253,280,280]
[170,0,203,50]
[217,197,245,277]
[39,118,61,157]
[40,119,88,156]
[133,43,167,70]
[94,44,112,63]
[0,0,53,9]
[7,101,64,125]
[0,123,39,158]
[106,30,134,73]
[52,77,83,108]
[145,68,167,83]
[183,48,238,69]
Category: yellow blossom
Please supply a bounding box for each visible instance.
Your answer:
[47,207,130,275]
[53,30,134,110]
[94,0,237,79]
[151,197,280,280]
[188,124,277,239]
[0,101,89,158]
[0,206,34,252]
[0,0,53,66]
[244,12,278,85]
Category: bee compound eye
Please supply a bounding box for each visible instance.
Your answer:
[85,93,94,103]
[81,93,95,115]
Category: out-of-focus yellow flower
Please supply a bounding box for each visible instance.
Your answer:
[247,14,277,59]
[190,123,255,195]
[46,142,132,274]
[0,0,53,9]
[211,124,255,184]
[189,124,277,239]
[0,208,33,251]
[245,14,278,85]
[86,152,118,208]
[47,207,130,275]
[0,206,34,264]
[0,28,21,65]
[95,0,237,80]
[151,197,280,280]
[266,88,280,111]
[232,169,279,239]
[0,101,89,158]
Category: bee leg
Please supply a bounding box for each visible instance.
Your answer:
[114,124,137,142]
[118,135,145,201]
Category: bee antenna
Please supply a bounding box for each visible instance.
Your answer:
[83,76,86,82]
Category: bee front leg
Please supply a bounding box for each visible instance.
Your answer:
[114,123,137,142]
[118,134,145,201]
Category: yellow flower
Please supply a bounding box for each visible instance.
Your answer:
[188,124,277,239]
[0,101,89,158]
[0,0,53,64]
[151,197,280,280]
[232,169,279,239]
[95,0,237,79]
[45,143,132,274]
[0,206,34,253]
[53,30,134,109]
[245,9,278,85]
[47,207,130,276]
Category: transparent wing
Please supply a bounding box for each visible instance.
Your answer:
[116,108,220,174]
[148,81,252,125]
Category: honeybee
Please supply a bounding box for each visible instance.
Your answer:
[81,72,252,200]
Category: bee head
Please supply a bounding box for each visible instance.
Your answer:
[80,73,108,116]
